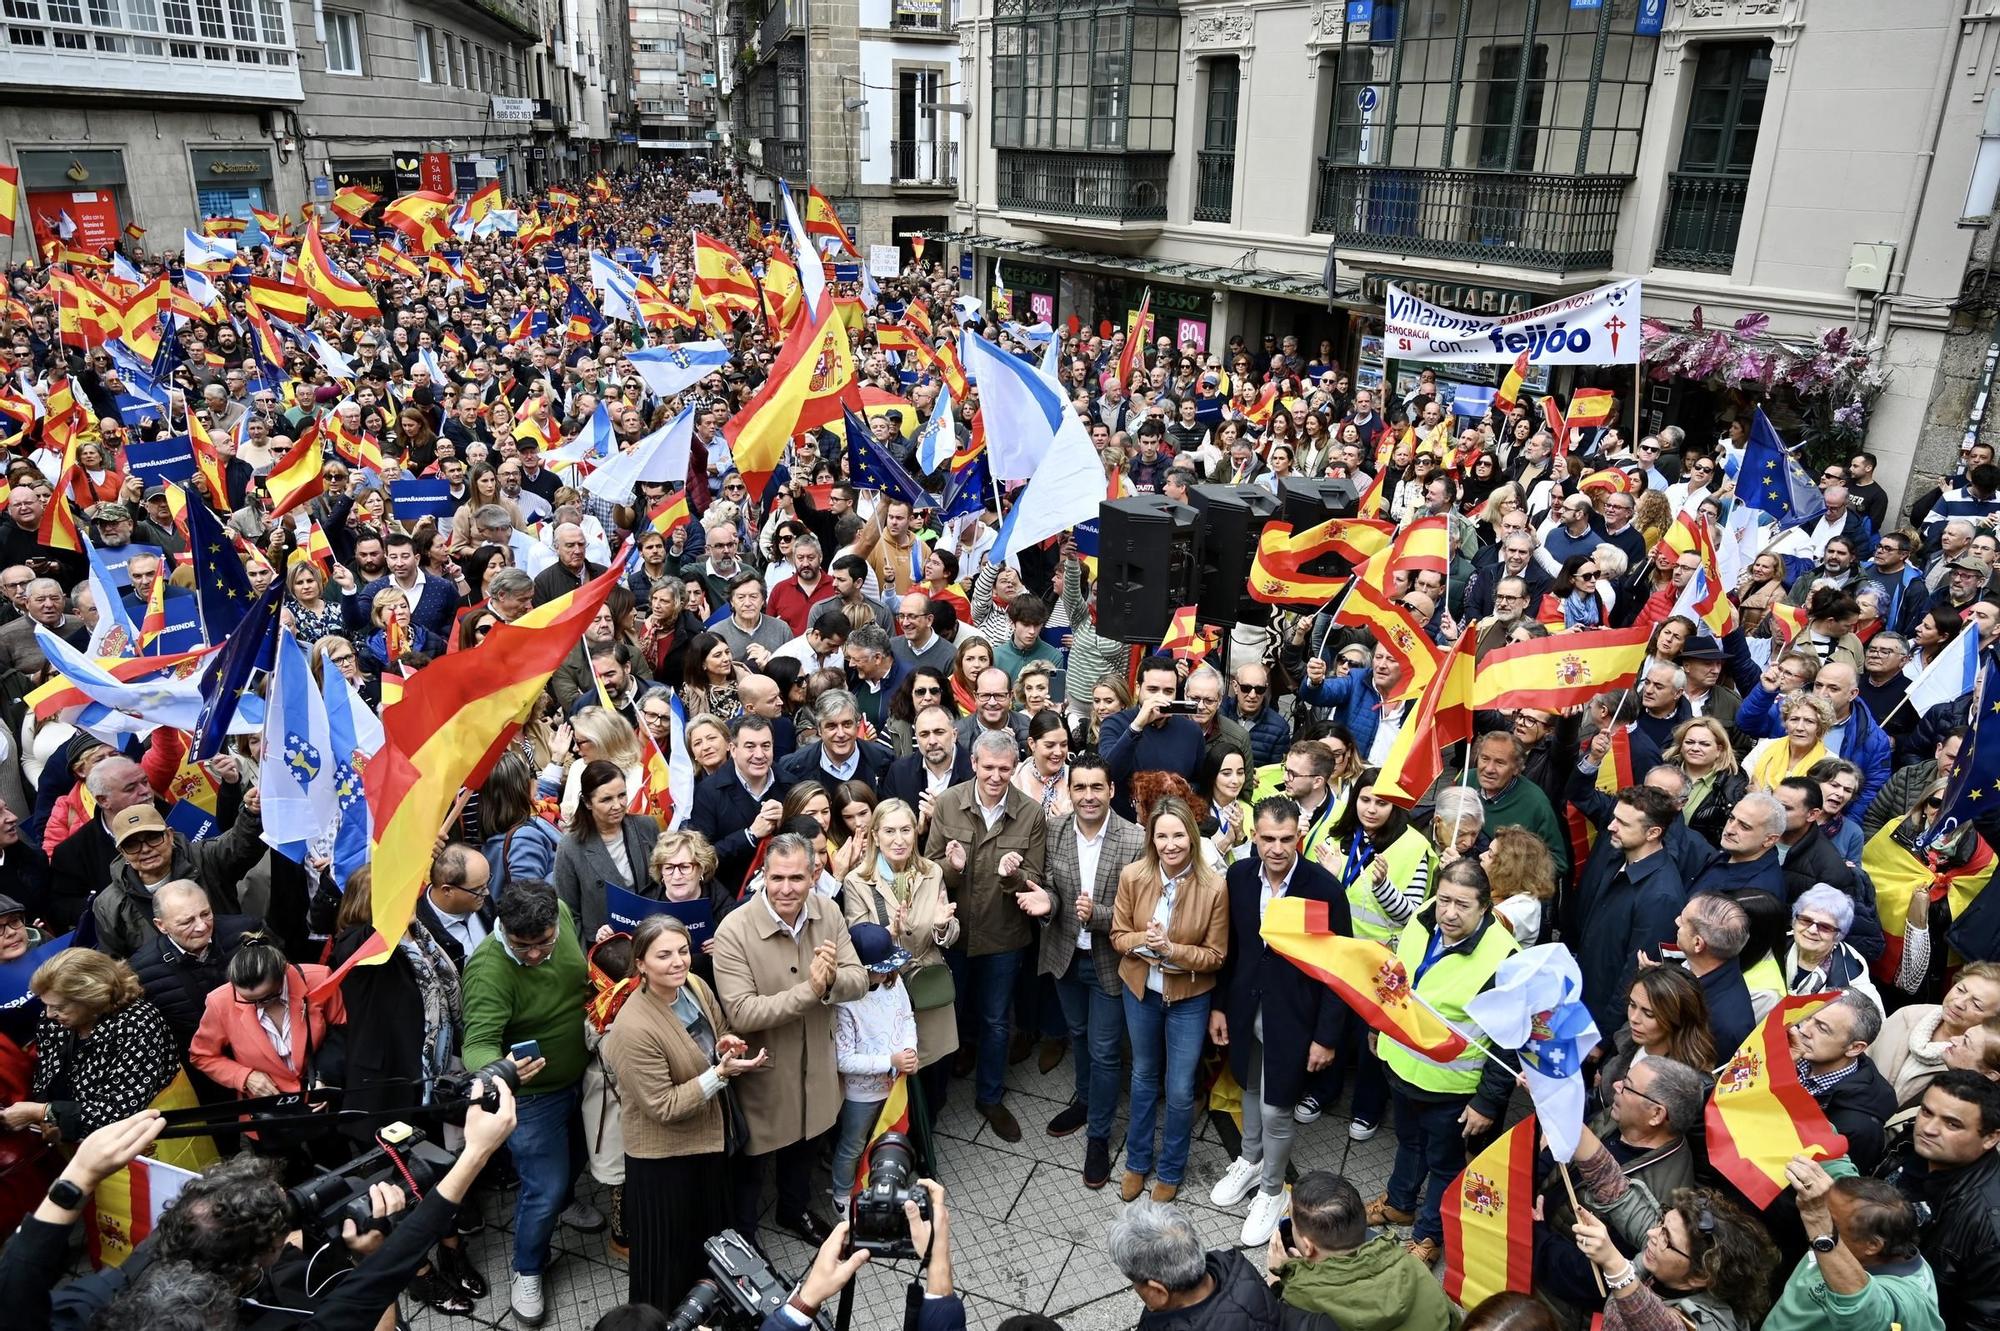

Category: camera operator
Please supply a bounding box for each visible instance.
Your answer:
[2,1077,520,1331]
[765,1179,962,1331]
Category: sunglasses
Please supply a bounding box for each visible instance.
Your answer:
[1237,683,1267,694]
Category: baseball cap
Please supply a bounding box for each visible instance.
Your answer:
[110,805,168,847]
[95,502,131,523]
[1951,553,1988,574]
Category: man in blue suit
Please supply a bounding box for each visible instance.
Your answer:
[347,530,461,641]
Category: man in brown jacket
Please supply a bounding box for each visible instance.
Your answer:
[923,728,1052,1143]
[711,832,867,1242]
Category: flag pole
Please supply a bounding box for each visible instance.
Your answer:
[1406,986,1523,1086]
[1558,1162,1609,1296]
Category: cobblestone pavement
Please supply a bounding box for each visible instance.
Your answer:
[413,1051,1404,1331]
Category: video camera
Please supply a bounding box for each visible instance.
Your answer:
[281,1123,454,1239]
[845,1132,931,1261]
[664,1229,796,1331]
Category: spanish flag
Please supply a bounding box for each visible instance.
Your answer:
[464,180,502,225]
[320,561,626,987]
[805,185,856,253]
[1655,512,1705,561]
[28,648,211,721]
[723,298,850,501]
[647,493,691,537]
[692,231,760,311]
[124,221,146,243]
[120,277,168,362]
[1237,383,1279,429]
[383,189,456,252]
[1160,605,1212,661]
[1541,397,1571,462]
[1388,514,1452,575]
[1334,577,1439,703]
[1247,520,1349,608]
[264,423,325,520]
[1261,896,1470,1062]
[1766,601,1806,648]
[587,173,612,203]
[1567,387,1617,430]
[1441,1116,1536,1309]
[1355,467,1388,521]
[1579,467,1639,496]
[855,385,918,440]
[1704,994,1851,1207]
[36,478,83,553]
[1566,725,1634,871]
[328,184,379,226]
[138,572,167,651]
[1116,288,1151,389]
[547,187,580,213]
[932,336,970,401]
[247,275,311,325]
[1493,350,1529,415]
[1468,624,1652,711]
[376,243,424,281]
[762,248,803,332]
[851,1075,912,1195]
[1863,817,1995,986]
[1376,629,1474,804]
[630,719,675,821]
[0,165,19,238]
[298,221,381,319]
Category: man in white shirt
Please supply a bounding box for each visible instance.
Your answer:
[419,843,494,970]
[771,603,851,675]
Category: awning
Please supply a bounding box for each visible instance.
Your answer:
[931,232,1341,305]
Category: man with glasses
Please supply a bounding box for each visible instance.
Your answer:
[417,844,495,971]
[958,664,1032,756]
[890,592,956,675]
[766,531,836,636]
[1635,434,1671,492]
[1597,490,1648,579]
[1556,1058,1705,1243]
[1184,666,1252,772]
[1465,533,1549,623]
[92,794,263,961]
[0,564,33,627]
[1223,663,1290,766]
[1537,494,1604,577]
[1861,532,1932,636]
[462,877,600,1324]
[1786,988,1898,1172]
[1805,484,1874,564]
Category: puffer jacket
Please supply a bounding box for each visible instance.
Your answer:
[125,914,260,1051]
[1137,1249,1338,1331]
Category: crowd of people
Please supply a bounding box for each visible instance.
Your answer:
[0,160,1996,1331]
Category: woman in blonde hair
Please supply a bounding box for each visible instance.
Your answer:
[1743,690,1833,792]
[1666,716,1745,845]
[1480,827,1556,946]
[1111,796,1229,1203]
[561,705,645,827]
[843,798,958,1112]
[648,830,733,985]
[2,950,177,1142]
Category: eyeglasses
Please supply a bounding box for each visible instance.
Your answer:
[120,830,168,850]
[912,683,942,696]
[1639,443,1661,454]
[659,860,699,877]
[1236,683,1267,694]
[1794,915,1840,936]
[1659,1201,1718,1260]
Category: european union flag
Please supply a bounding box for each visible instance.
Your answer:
[939,449,993,523]
[1921,643,2000,853]
[843,408,929,508]
[185,486,256,644]
[566,285,605,337]
[190,578,282,761]
[1739,407,1827,529]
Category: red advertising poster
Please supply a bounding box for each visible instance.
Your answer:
[27,189,123,254]
[420,152,455,196]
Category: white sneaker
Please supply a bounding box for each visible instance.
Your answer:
[510,1272,546,1325]
[1241,1188,1289,1248]
[1209,1155,1260,1208]
[1348,1118,1379,1141]
[1293,1095,1324,1124]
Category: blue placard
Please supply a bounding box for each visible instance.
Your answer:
[125,435,198,487]
[349,227,374,246]
[0,931,75,1011]
[544,251,568,274]
[604,881,712,949]
[165,795,218,845]
[96,543,165,589]
[958,254,973,280]
[116,391,168,428]
[389,477,457,521]
[1570,0,1601,8]
[832,262,861,283]
[149,587,205,654]
[1636,0,1664,34]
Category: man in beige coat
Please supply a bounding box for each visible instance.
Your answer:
[712,831,867,1242]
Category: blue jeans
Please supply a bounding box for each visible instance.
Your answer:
[508,1084,578,1276]
[1054,954,1124,1142]
[1122,988,1210,1186]
[831,1096,884,1202]
[1385,1086,1469,1245]
[967,947,1026,1107]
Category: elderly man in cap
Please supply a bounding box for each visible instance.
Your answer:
[137,485,187,556]
[91,793,265,960]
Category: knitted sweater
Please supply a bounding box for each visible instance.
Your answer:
[461,901,590,1093]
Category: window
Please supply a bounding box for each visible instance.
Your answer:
[323,7,362,74]
[990,0,1177,155]
[1657,41,1770,271]
[414,23,432,80]
[636,38,658,51]
[777,65,802,139]
[1474,45,1548,173]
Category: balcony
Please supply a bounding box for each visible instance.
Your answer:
[890,139,957,187]
[758,0,801,53]
[1312,162,1629,273]
[997,150,1170,225]
[1194,149,1234,224]
[1655,172,1748,274]
[887,0,957,35]
[761,137,805,174]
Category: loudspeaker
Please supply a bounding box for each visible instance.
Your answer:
[1094,495,1198,644]
[1191,483,1283,628]
[1277,476,1363,529]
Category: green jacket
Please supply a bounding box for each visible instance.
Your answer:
[1762,1254,1945,1331]
[1276,1235,1460,1331]
[1482,776,1568,879]
[460,901,590,1094]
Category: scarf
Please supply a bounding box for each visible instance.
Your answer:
[399,922,462,1083]
[1750,737,1827,792]
[1563,589,1604,628]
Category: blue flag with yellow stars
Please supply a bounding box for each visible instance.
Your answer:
[1920,643,2000,854]
[939,449,993,524]
[1739,407,1827,529]
[190,578,282,761]
[184,486,255,644]
[843,407,929,509]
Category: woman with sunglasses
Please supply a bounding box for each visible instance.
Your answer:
[883,666,957,758]
[1551,553,1609,629]
[1868,776,1993,1007]
[1568,1121,1778,1331]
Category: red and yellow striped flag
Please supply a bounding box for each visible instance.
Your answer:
[851,1075,911,1195]
[1705,994,1851,1207]
[647,493,691,537]
[36,478,82,553]
[1468,623,1653,712]
[1375,628,1474,804]
[1333,577,1439,703]
[1567,387,1617,430]
[1387,513,1452,575]
[1247,520,1351,608]
[1766,601,1806,648]
[0,165,19,239]
[724,299,852,500]
[1579,468,1639,496]
[1566,725,1635,870]
[1441,1116,1537,1309]
[1261,897,1469,1061]
[1493,350,1529,415]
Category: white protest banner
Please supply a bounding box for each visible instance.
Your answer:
[1382,278,1642,365]
[868,244,902,278]
[687,189,723,205]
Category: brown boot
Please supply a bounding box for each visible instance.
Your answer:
[1150,1181,1179,1203]
[1036,1037,1069,1074]
[1366,1192,1415,1227]
[1119,1170,1147,1202]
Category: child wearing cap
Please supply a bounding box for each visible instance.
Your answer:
[829,920,917,1219]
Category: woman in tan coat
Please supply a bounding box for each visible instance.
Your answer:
[604,915,767,1308]
[1111,796,1229,1205]
[843,798,960,1113]
[710,832,868,1239]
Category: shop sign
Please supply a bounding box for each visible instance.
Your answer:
[28,189,121,252]
[392,152,425,193]
[1360,271,1539,318]
[191,148,272,181]
[420,152,455,195]
[20,149,126,189]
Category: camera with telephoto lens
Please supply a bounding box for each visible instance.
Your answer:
[663,1229,795,1331]
[281,1125,454,1238]
[845,1131,930,1260]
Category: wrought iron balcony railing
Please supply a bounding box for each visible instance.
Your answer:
[1655,172,1748,273]
[997,150,1170,223]
[1312,162,1629,272]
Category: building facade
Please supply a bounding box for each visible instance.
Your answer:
[631,0,721,152]
[949,0,2000,519]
